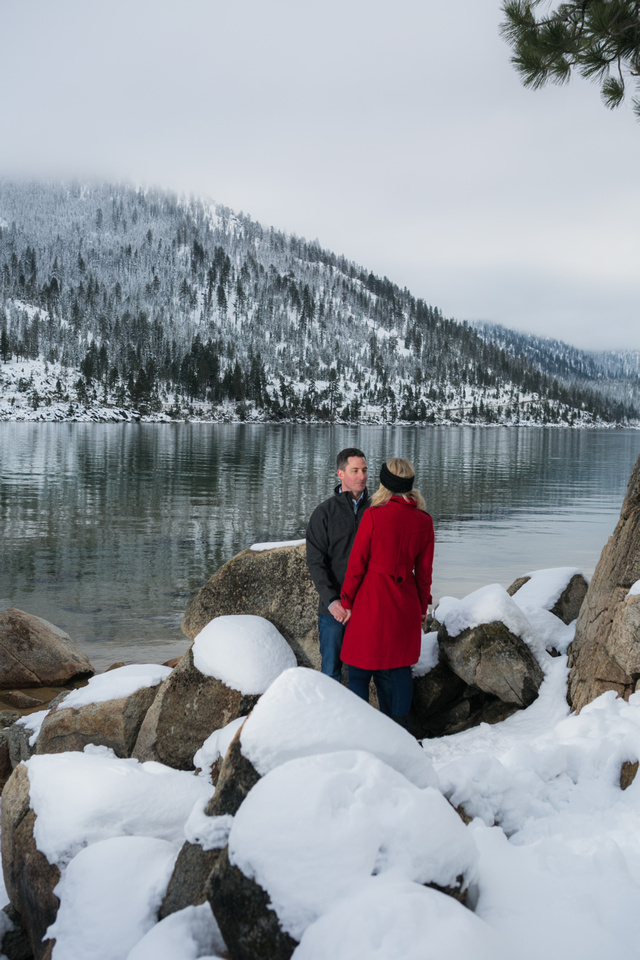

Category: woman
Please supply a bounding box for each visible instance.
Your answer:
[340,457,434,726]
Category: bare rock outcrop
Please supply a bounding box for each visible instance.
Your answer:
[182,544,318,668]
[4,722,37,772]
[1,765,60,960]
[439,620,544,708]
[0,609,94,689]
[568,454,640,712]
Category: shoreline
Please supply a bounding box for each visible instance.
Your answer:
[1,410,638,428]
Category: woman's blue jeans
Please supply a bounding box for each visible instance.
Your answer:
[348,664,413,722]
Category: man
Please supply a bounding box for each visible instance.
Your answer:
[306,447,369,681]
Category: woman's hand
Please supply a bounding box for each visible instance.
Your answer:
[328,600,351,625]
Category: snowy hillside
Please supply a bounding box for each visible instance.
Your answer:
[472,320,640,414]
[0,180,637,426]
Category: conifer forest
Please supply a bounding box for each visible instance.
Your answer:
[1,180,638,425]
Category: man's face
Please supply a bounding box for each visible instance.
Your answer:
[337,456,368,497]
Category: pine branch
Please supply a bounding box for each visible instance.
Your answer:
[501,0,640,116]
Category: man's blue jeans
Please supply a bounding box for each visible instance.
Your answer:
[318,614,345,682]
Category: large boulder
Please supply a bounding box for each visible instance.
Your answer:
[135,615,296,770]
[568,454,640,712]
[182,544,318,668]
[1,765,60,960]
[132,648,259,770]
[439,619,544,708]
[603,593,640,677]
[0,609,94,689]
[161,667,437,923]
[35,685,160,758]
[205,747,477,960]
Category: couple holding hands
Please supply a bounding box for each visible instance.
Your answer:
[306,448,434,728]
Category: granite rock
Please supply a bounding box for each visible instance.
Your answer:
[568,454,640,711]
[0,609,94,690]
[182,544,318,669]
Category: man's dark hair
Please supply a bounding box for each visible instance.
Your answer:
[336,447,366,471]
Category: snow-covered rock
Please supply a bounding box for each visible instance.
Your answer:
[226,750,477,941]
[126,902,227,960]
[239,668,437,789]
[436,586,546,707]
[292,875,505,960]
[192,616,296,694]
[507,567,588,625]
[132,623,279,771]
[35,665,172,758]
[182,544,319,670]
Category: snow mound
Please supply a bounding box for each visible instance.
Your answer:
[240,668,437,788]
[292,875,505,960]
[126,903,227,960]
[46,836,177,960]
[27,749,213,867]
[192,615,296,694]
[58,664,172,711]
[229,750,477,941]
[511,567,584,610]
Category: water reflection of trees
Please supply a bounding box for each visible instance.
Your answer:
[1,425,637,643]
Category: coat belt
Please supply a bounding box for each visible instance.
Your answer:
[367,560,412,583]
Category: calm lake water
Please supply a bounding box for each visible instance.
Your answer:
[1,424,638,669]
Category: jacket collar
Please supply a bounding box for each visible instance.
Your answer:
[334,483,369,506]
[389,495,417,508]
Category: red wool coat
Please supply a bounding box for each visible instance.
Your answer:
[340,496,434,670]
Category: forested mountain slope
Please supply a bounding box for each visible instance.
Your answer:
[472,321,640,414]
[0,180,637,425]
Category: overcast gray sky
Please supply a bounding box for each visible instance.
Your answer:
[1,0,638,350]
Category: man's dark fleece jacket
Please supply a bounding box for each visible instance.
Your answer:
[306,485,370,616]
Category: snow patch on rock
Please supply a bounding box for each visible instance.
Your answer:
[192,615,296,694]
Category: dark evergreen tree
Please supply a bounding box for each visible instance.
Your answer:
[502,0,640,116]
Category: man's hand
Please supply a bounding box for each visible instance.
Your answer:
[328,600,350,624]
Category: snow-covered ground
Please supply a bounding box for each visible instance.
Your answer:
[4,574,640,959]
[0,357,632,427]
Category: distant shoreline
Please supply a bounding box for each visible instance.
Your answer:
[1,410,637,429]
